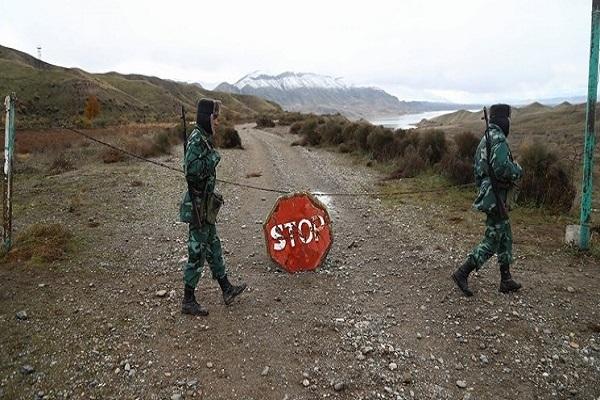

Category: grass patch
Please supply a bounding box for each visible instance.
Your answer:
[3,223,72,264]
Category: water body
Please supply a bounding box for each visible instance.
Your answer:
[369,110,463,130]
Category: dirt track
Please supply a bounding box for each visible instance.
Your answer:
[1,124,600,400]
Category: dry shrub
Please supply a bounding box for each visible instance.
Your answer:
[300,118,322,146]
[102,148,126,163]
[439,152,474,184]
[5,223,72,263]
[318,120,345,145]
[256,114,275,128]
[454,131,480,159]
[367,127,395,160]
[517,141,576,212]
[49,154,74,174]
[392,145,428,178]
[439,132,479,185]
[124,137,159,158]
[290,122,303,134]
[215,126,242,149]
[417,130,447,164]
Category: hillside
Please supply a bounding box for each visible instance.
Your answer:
[0,45,281,128]
[215,71,478,119]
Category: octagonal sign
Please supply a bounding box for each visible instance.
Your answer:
[263,192,333,273]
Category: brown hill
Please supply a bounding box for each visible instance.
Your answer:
[0,45,281,128]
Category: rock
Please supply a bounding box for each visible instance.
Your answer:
[416,332,422,339]
[569,342,580,349]
[206,362,214,368]
[302,378,310,387]
[333,382,346,392]
[21,364,35,375]
[124,363,131,371]
[187,379,198,387]
[388,362,398,371]
[356,353,366,361]
[480,354,489,364]
[16,310,28,320]
[401,372,412,384]
[171,394,182,400]
[261,366,270,376]
[567,286,575,293]
[456,380,467,389]
[156,290,168,298]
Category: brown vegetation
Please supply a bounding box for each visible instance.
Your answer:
[3,223,72,263]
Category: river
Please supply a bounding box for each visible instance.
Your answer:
[368,109,464,130]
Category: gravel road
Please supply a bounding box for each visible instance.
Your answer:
[1,124,599,400]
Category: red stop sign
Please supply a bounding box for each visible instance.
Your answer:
[263,192,333,273]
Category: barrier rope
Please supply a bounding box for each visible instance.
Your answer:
[65,127,475,197]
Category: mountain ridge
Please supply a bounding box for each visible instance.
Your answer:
[0,45,281,128]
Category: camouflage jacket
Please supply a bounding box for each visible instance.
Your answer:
[179,127,221,223]
[473,124,523,214]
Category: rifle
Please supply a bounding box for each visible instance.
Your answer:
[181,106,204,225]
[483,107,508,219]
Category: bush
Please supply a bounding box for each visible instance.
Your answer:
[318,120,345,145]
[417,130,447,164]
[215,126,243,149]
[439,132,479,184]
[439,151,474,184]
[454,131,480,160]
[517,141,576,212]
[101,148,126,163]
[367,127,395,161]
[277,112,308,126]
[392,144,428,178]
[49,154,74,174]
[256,114,275,128]
[290,121,303,135]
[300,118,322,146]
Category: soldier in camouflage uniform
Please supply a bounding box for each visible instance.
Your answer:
[179,99,247,316]
[452,104,523,297]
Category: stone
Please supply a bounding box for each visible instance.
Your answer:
[456,380,467,389]
[156,290,168,297]
[187,379,198,387]
[261,366,270,376]
[401,372,412,384]
[302,378,310,387]
[566,286,575,293]
[16,311,28,320]
[564,225,581,246]
[388,362,398,371]
[333,382,346,392]
[171,394,182,400]
[21,364,35,375]
[206,362,214,368]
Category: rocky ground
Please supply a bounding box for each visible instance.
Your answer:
[1,124,599,400]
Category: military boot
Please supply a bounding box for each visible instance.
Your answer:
[181,285,209,316]
[217,275,247,305]
[452,259,476,297]
[499,263,521,293]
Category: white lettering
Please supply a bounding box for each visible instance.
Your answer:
[298,219,313,244]
[270,225,286,251]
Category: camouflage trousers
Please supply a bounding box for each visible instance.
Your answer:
[467,213,513,269]
[183,223,226,288]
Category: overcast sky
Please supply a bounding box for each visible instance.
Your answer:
[0,0,591,103]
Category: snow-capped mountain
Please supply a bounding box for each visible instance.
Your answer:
[233,71,348,91]
[215,72,469,119]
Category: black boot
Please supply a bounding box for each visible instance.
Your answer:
[452,259,476,297]
[499,264,521,293]
[218,275,247,305]
[181,285,209,316]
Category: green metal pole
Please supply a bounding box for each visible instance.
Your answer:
[579,0,600,250]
